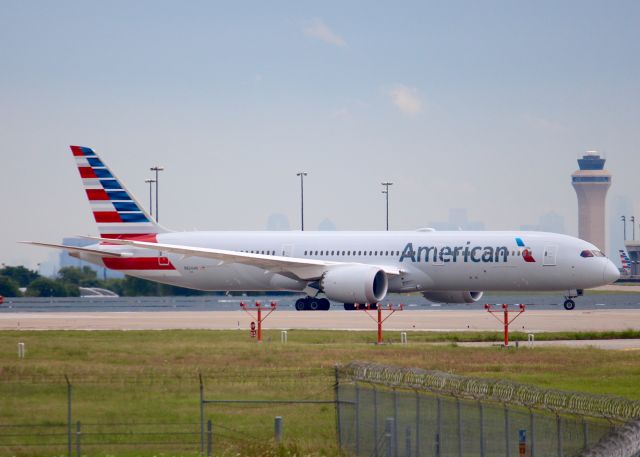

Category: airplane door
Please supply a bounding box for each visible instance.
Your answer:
[281,245,294,257]
[543,246,557,266]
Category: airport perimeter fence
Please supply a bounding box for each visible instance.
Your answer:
[336,362,640,457]
[0,370,338,456]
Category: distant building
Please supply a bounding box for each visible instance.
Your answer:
[519,211,565,234]
[624,241,640,276]
[318,218,337,231]
[429,209,485,231]
[609,195,633,267]
[571,152,611,252]
[266,214,291,231]
[59,237,123,279]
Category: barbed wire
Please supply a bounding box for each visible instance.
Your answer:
[338,361,640,422]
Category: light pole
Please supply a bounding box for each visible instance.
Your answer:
[150,166,164,222]
[622,215,627,241]
[296,172,308,231]
[632,216,636,240]
[145,179,156,217]
[381,182,393,231]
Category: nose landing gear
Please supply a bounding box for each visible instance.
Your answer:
[295,296,330,311]
[563,289,583,310]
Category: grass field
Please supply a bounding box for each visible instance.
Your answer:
[1,329,640,456]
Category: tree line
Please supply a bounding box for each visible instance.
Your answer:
[0,266,207,297]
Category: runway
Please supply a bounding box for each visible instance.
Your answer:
[1,309,639,332]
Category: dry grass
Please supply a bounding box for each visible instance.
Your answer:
[0,329,639,456]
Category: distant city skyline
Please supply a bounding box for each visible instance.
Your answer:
[2,1,639,269]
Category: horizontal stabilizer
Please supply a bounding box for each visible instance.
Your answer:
[19,241,124,258]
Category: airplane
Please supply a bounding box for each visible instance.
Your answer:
[22,146,620,311]
[619,249,632,274]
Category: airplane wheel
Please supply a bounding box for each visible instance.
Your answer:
[309,299,320,311]
[563,299,576,311]
[319,298,330,310]
[344,303,355,311]
[295,299,306,311]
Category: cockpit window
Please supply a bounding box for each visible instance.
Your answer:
[592,250,605,257]
[580,250,594,258]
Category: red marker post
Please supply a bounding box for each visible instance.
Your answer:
[355,303,404,344]
[485,304,526,347]
[240,301,277,342]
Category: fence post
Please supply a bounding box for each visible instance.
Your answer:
[530,410,536,457]
[404,426,411,457]
[556,415,563,457]
[275,416,283,443]
[457,398,463,457]
[415,392,421,457]
[334,366,342,448]
[385,417,396,457]
[65,375,72,457]
[374,386,379,457]
[199,373,205,455]
[355,384,361,456]
[207,420,212,457]
[582,419,589,449]
[436,397,442,457]
[76,421,81,457]
[479,402,485,457]
[394,389,399,457]
[505,405,511,457]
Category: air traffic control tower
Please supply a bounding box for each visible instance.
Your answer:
[571,152,611,252]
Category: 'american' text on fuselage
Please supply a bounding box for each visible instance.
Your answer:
[400,242,510,263]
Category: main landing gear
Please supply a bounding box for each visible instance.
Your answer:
[295,296,331,311]
[563,289,583,310]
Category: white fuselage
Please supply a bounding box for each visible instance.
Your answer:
[77,230,619,294]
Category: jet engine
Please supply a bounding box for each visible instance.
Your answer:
[421,290,483,304]
[321,266,388,304]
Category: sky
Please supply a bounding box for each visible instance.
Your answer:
[1,0,639,269]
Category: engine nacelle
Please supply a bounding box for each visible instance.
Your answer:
[422,290,484,304]
[321,266,388,304]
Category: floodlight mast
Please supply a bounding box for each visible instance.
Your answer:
[297,172,308,231]
[150,166,164,222]
[381,182,393,231]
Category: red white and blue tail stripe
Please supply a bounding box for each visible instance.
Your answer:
[71,146,166,240]
[619,249,631,272]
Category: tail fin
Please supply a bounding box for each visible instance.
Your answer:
[619,249,631,271]
[70,145,168,239]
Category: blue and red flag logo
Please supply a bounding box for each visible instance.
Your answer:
[515,237,536,262]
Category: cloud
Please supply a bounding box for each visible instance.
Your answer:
[303,19,346,46]
[389,85,423,115]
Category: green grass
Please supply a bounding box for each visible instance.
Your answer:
[1,330,640,456]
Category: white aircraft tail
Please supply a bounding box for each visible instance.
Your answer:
[70,146,168,239]
[619,249,631,272]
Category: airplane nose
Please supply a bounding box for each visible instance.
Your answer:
[603,261,620,284]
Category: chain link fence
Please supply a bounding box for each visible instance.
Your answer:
[336,362,640,457]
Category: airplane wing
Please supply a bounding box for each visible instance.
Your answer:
[83,236,403,281]
[20,241,125,258]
